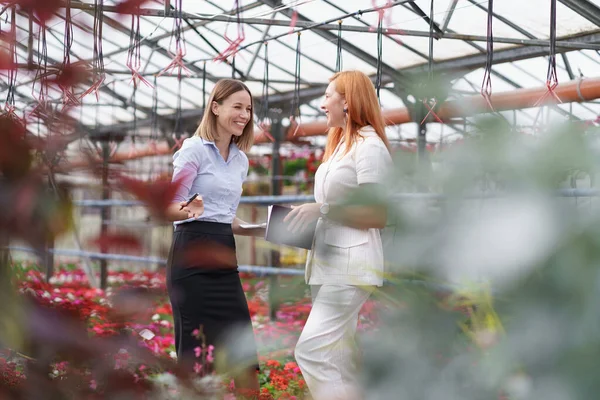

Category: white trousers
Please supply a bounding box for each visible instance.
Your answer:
[295,284,373,400]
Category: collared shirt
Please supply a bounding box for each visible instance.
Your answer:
[171,136,248,225]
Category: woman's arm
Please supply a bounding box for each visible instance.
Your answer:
[165,202,190,222]
[283,183,387,233]
[331,204,387,229]
[327,184,387,229]
[232,217,266,237]
[165,197,205,222]
[166,139,206,222]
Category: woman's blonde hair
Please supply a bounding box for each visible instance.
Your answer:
[195,79,254,152]
[323,71,391,161]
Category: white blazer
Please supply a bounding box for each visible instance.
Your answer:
[305,126,392,287]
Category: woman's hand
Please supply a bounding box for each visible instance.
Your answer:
[283,203,322,234]
[180,196,204,219]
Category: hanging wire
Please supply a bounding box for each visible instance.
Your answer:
[4,7,17,118]
[546,0,560,121]
[546,0,559,94]
[375,17,383,103]
[146,74,159,179]
[481,0,494,111]
[421,0,444,124]
[427,0,434,82]
[131,83,138,155]
[202,61,207,110]
[215,0,245,62]
[28,19,52,128]
[290,32,302,137]
[150,75,159,142]
[292,32,302,119]
[63,1,73,75]
[335,20,343,73]
[259,42,274,142]
[32,21,48,106]
[171,75,185,151]
[60,0,79,107]
[81,0,105,100]
[173,0,185,59]
[533,0,560,126]
[126,4,151,87]
[261,42,270,123]
[160,0,191,78]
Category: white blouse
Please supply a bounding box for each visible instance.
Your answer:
[306,126,393,287]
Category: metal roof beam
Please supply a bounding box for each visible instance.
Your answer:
[68,1,264,61]
[558,0,600,28]
[269,31,600,105]
[65,2,600,50]
[466,0,536,40]
[405,31,600,74]
[253,0,410,87]
[320,0,429,61]
[200,0,335,82]
[441,0,459,33]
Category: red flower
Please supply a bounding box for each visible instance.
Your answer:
[0,48,15,71]
[5,0,62,26]
[44,64,90,89]
[88,233,142,254]
[265,359,281,368]
[115,174,187,221]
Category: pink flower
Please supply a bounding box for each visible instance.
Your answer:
[207,345,214,363]
[193,362,202,374]
[194,346,201,358]
[89,380,97,390]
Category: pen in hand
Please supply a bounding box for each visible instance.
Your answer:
[180,193,199,211]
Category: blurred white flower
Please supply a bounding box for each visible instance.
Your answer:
[504,373,532,400]
[437,195,560,288]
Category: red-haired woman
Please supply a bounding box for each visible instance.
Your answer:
[285,70,393,400]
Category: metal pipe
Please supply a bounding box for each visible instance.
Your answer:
[253,75,600,143]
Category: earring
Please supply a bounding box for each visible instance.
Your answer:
[343,108,348,113]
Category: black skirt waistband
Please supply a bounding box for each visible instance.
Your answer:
[174,220,233,235]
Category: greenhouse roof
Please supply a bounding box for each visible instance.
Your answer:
[3,0,600,149]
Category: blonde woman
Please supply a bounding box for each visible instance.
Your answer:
[285,71,393,399]
[165,79,263,389]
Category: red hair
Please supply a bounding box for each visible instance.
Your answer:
[323,71,391,161]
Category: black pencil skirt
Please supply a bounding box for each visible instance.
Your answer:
[166,221,259,371]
